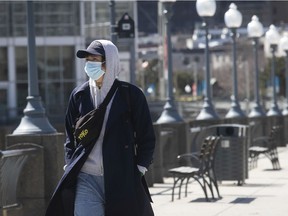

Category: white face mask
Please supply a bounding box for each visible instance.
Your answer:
[84,61,105,80]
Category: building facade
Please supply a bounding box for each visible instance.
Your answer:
[1,1,288,124]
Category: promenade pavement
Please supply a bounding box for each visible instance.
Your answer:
[149,146,288,216]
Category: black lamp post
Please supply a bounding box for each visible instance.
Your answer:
[195,0,219,120]
[280,33,288,115]
[13,1,56,134]
[265,25,282,116]
[157,0,183,123]
[247,15,265,117]
[224,3,245,118]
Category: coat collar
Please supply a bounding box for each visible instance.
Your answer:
[74,81,94,114]
[74,81,90,97]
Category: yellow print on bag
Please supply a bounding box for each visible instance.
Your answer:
[78,129,88,140]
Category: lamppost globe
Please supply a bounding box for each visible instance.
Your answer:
[196,0,216,17]
[247,15,265,117]
[265,24,281,116]
[280,32,288,115]
[221,27,229,39]
[185,84,192,94]
[224,3,242,28]
[247,15,263,38]
[224,3,245,118]
[280,32,288,51]
[265,25,280,45]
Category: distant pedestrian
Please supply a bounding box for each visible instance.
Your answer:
[46,39,155,216]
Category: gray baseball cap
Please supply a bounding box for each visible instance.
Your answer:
[76,40,105,58]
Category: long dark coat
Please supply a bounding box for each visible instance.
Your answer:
[45,80,155,216]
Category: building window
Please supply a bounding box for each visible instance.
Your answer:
[0,2,9,37]
[15,46,28,114]
[34,1,80,36]
[0,89,8,123]
[0,1,80,37]
[0,48,8,81]
[37,45,75,116]
[16,83,28,115]
[12,2,27,37]
[15,45,76,118]
[15,47,28,82]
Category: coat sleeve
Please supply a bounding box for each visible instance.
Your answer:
[130,86,155,169]
[64,90,80,165]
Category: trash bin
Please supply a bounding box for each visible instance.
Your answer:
[206,124,249,185]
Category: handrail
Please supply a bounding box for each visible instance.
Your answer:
[0,148,38,158]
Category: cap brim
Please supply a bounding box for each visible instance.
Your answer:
[76,49,104,58]
[76,50,89,58]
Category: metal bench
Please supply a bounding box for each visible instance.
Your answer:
[249,125,281,170]
[168,136,221,201]
[0,147,38,216]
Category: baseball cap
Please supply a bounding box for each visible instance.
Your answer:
[76,40,105,58]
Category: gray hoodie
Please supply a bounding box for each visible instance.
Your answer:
[81,40,120,176]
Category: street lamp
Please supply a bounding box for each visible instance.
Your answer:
[280,32,288,115]
[265,25,282,116]
[157,0,183,123]
[195,0,219,120]
[13,1,56,134]
[247,15,266,117]
[224,3,245,118]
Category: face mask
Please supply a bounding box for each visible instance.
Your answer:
[84,61,105,80]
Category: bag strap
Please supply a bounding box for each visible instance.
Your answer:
[100,79,120,108]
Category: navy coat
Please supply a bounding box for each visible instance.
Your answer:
[46,80,155,216]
